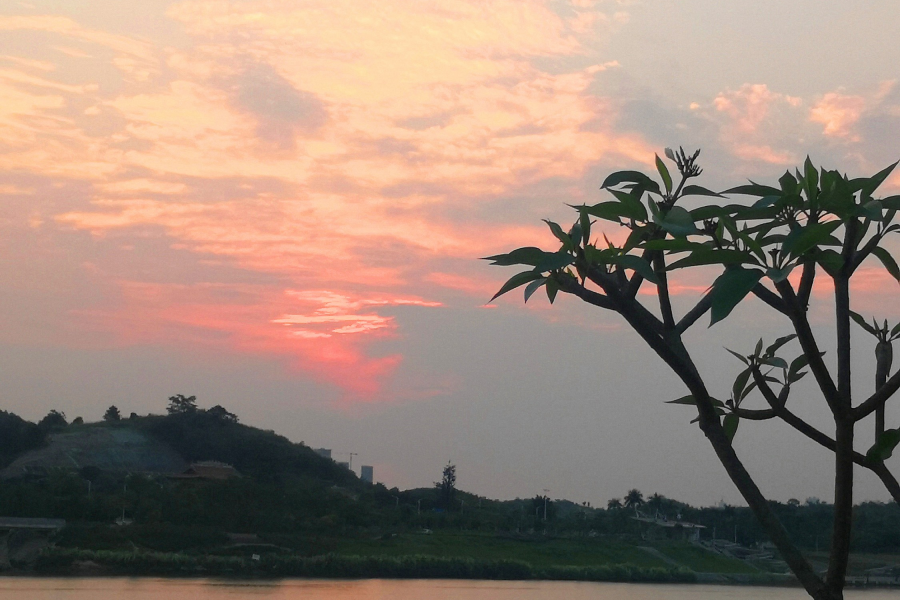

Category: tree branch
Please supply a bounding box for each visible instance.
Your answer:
[751,282,790,315]
[654,253,675,329]
[676,294,713,334]
[774,280,842,416]
[797,260,816,309]
[850,231,883,273]
[732,406,777,420]
[554,273,616,311]
[585,265,665,336]
[852,368,900,422]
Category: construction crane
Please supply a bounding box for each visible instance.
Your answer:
[336,451,358,470]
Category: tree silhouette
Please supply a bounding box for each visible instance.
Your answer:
[623,489,644,510]
[435,461,457,510]
[167,394,198,415]
[487,149,900,600]
[103,405,121,422]
[38,409,67,431]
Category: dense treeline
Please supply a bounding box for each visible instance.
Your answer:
[36,547,695,582]
[0,410,45,468]
[136,409,361,486]
[2,405,900,556]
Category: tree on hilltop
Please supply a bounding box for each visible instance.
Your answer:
[486,147,900,600]
[624,489,644,510]
[435,461,457,510]
[38,409,67,431]
[103,405,121,421]
[167,394,198,415]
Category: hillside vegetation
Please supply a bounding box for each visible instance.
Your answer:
[2,402,900,580]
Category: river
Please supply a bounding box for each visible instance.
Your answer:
[3,578,900,600]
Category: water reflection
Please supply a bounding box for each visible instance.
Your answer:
[2,578,900,600]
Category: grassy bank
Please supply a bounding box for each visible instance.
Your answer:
[35,547,696,582]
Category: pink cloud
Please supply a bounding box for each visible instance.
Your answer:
[73,281,442,399]
[0,1,657,402]
[809,92,866,139]
[711,84,803,165]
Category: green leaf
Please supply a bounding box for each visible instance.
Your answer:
[546,277,559,304]
[666,395,725,408]
[740,380,758,401]
[760,356,788,369]
[568,222,582,249]
[782,221,843,258]
[862,161,899,197]
[867,428,900,462]
[766,265,795,283]
[725,347,749,365]
[535,251,575,273]
[656,206,698,236]
[641,238,707,252]
[656,154,672,195]
[881,195,900,211]
[788,370,808,384]
[544,219,573,252]
[724,182,782,197]
[667,395,697,405]
[751,195,783,209]
[850,310,878,335]
[779,170,799,195]
[871,246,900,282]
[483,247,547,266]
[608,190,649,220]
[859,200,884,221]
[601,170,658,192]
[789,354,809,376]
[579,208,591,246]
[803,157,818,208]
[723,413,739,443]
[815,249,844,275]
[682,185,724,198]
[523,278,547,303]
[732,368,752,403]
[584,201,630,223]
[668,249,751,270]
[490,270,544,301]
[766,334,797,356]
[709,267,764,326]
[613,254,659,284]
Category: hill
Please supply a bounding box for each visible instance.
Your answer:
[2,425,186,479]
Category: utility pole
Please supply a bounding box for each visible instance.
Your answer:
[543,489,550,521]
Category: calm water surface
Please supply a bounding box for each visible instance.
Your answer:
[3,579,900,600]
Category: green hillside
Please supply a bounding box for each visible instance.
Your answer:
[2,403,900,582]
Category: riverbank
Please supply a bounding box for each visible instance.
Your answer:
[31,547,701,583]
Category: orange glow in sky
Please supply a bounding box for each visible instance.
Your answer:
[2,0,900,503]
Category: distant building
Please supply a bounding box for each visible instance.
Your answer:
[314,448,332,459]
[632,509,706,542]
[171,461,240,480]
[337,461,350,469]
[360,465,374,483]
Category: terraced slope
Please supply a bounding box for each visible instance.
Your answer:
[1,425,186,477]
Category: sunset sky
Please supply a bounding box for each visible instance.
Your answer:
[2,0,900,506]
